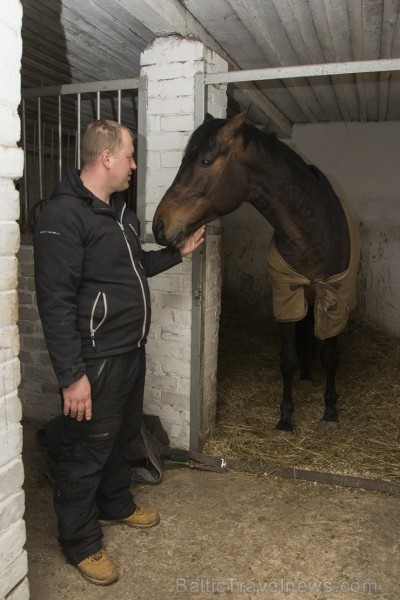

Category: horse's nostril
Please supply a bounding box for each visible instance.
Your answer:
[154,219,164,242]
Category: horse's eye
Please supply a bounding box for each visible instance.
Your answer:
[199,158,213,167]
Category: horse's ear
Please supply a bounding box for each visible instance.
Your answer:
[203,113,215,123]
[220,112,246,142]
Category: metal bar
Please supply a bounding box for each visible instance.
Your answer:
[21,99,28,229]
[50,126,54,190]
[22,78,139,99]
[189,71,208,452]
[205,58,400,86]
[194,72,206,128]
[58,95,62,180]
[42,122,46,199]
[21,79,139,237]
[226,458,400,495]
[37,97,43,200]
[33,121,36,201]
[117,89,122,123]
[136,75,147,237]
[96,91,100,119]
[77,93,81,168]
[67,129,70,166]
[189,244,206,452]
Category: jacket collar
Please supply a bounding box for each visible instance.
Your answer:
[68,169,125,217]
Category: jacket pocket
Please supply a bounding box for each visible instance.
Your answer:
[90,292,107,347]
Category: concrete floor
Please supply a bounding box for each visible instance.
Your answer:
[23,417,400,600]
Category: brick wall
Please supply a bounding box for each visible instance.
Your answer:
[18,244,59,421]
[0,2,30,599]
[140,37,227,448]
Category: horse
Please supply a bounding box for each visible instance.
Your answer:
[152,112,360,432]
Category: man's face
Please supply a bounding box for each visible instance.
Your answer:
[109,128,137,192]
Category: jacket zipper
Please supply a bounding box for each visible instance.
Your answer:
[90,292,108,347]
[117,205,148,346]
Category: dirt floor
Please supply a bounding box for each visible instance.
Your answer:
[23,416,400,600]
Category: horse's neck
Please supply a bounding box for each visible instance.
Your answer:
[247,169,349,280]
[249,191,303,238]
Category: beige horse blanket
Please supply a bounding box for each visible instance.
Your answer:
[267,200,361,340]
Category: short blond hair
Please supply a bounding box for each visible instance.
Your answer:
[81,120,133,167]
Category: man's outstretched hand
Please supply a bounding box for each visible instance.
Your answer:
[180,225,206,257]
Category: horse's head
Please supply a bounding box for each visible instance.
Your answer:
[153,112,249,248]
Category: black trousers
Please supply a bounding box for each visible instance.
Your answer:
[54,347,146,564]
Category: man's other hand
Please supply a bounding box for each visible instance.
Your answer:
[62,375,92,421]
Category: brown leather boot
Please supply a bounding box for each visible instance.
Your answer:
[77,549,118,585]
[99,506,160,528]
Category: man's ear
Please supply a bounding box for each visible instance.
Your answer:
[101,149,112,168]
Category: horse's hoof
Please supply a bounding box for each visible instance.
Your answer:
[274,421,294,434]
[274,428,292,436]
[318,420,340,433]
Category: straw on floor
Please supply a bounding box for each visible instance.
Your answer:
[204,307,400,484]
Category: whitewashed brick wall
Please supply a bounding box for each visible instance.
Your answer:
[18,244,60,422]
[0,3,29,599]
[140,36,227,448]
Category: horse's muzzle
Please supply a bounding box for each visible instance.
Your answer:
[153,218,185,249]
[153,219,167,246]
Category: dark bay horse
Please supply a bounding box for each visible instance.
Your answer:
[153,112,360,432]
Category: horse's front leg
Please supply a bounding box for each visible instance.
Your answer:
[275,322,298,432]
[320,335,339,424]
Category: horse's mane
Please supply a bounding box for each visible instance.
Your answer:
[242,123,335,194]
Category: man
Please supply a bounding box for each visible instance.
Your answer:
[34,120,204,586]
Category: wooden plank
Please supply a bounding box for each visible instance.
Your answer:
[20,0,400,129]
[386,7,400,120]
[22,0,144,84]
[227,0,320,121]
[91,0,155,46]
[184,0,304,126]
[270,0,330,120]
[360,0,382,121]
[116,0,291,133]
[184,0,270,70]
[308,0,355,122]
[379,0,400,120]
[347,0,368,121]
[285,0,342,121]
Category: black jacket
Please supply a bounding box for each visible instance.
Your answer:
[34,169,182,388]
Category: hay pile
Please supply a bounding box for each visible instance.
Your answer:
[204,307,400,484]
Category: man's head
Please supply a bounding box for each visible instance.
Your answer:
[81,120,136,196]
